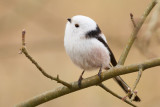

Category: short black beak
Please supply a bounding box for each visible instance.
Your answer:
[67,18,71,23]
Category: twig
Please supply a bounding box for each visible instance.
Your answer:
[144,2,160,46]
[123,66,143,102]
[130,13,137,28]
[135,2,160,58]
[22,29,26,46]
[132,66,143,92]
[20,30,72,88]
[130,66,143,102]
[99,83,137,107]
[118,0,157,65]
[15,57,160,107]
[118,0,157,102]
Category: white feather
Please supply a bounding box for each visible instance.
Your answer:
[64,15,111,71]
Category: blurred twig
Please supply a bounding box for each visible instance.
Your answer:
[135,2,160,58]
[143,2,160,46]
[19,29,72,88]
[117,0,157,101]
[118,0,157,65]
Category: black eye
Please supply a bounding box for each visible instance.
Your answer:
[75,24,79,28]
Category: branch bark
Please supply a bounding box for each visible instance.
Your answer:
[15,57,160,107]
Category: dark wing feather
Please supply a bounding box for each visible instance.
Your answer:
[86,25,117,66]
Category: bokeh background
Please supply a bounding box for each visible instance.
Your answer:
[0,0,160,107]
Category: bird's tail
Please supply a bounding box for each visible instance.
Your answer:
[113,76,141,102]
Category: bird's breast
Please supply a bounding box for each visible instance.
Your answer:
[64,37,110,70]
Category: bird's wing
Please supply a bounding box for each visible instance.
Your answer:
[85,25,141,101]
[99,33,117,66]
[86,25,117,66]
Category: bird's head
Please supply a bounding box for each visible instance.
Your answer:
[65,15,98,38]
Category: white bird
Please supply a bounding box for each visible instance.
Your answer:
[64,15,140,102]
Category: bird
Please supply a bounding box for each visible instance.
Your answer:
[64,15,140,102]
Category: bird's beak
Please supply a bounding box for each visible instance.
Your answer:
[67,18,71,23]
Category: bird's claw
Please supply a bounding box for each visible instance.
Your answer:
[98,67,102,79]
[78,76,83,88]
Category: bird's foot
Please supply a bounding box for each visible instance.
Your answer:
[78,70,85,88]
[122,88,140,102]
[122,88,132,101]
[78,76,83,88]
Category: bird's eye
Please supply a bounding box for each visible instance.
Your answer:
[75,24,79,28]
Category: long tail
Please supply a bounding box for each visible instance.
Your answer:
[113,76,141,102]
[103,41,140,101]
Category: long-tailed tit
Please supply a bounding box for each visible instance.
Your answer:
[64,15,140,101]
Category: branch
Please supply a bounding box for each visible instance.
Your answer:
[144,2,160,46]
[129,14,143,101]
[16,0,158,107]
[20,29,136,107]
[130,66,143,102]
[135,2,160,58]
[20,30,72,88]
[20,30,135,106]
[118,0,158,65]
[132,66,143,93]
[122,66,143,102]
[15,57,160,107]
[99,83,137,107]
[130,13,137,28]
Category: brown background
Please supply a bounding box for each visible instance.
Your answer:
[0,0,160,107]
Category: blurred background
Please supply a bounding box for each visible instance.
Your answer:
[0,0,160,107]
